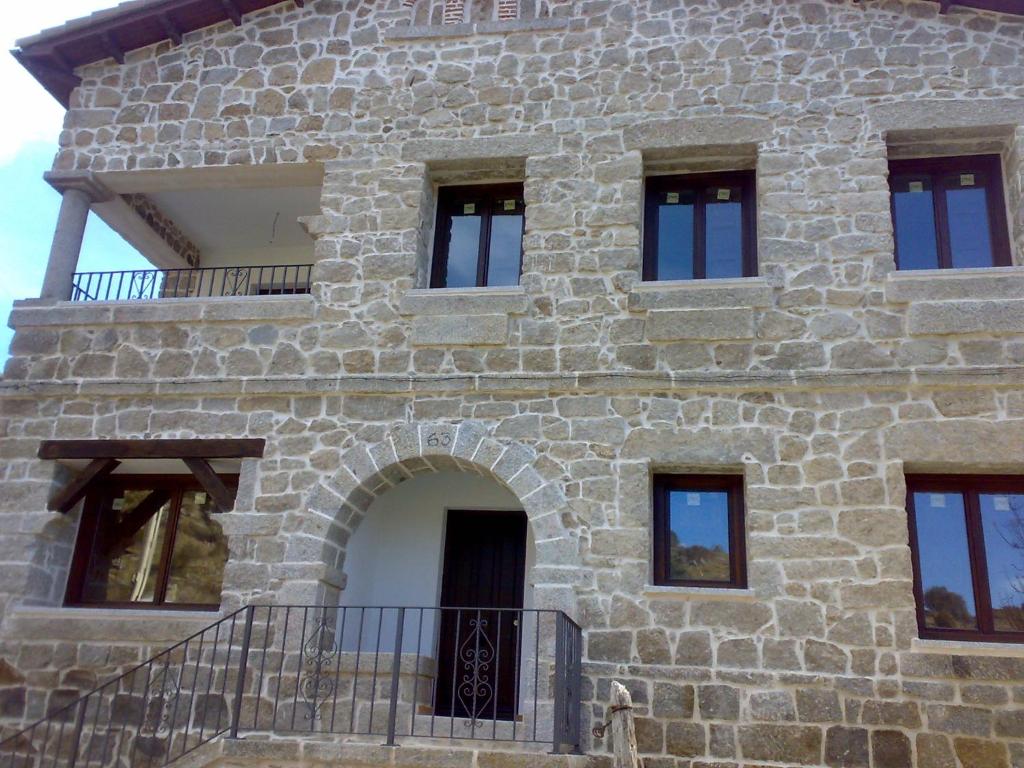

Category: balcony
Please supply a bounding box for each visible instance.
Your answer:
[70,264,314,303]
[0,605,583,766]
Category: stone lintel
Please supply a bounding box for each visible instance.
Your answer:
[624,116,772,151]
[43,170,114,203]
[401,134,559,162]
[645,307,756,341]
[399,286,530,316]
[411,313,509,345]
[628,278,772,311]
[870,98,1024,138]
[887,419,1024,473]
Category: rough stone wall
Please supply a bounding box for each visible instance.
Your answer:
[122,194,202,268]
[3,0,1024,766]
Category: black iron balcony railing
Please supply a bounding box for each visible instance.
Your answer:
[69,264,314,302]
[0,605,583,768]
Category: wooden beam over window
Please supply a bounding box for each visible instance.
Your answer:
[38,439,266,460]
[48,458,121,513]
[183,458,236,512]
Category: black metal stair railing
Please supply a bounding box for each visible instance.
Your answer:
[69,264,314,302]
[0,606,583,768]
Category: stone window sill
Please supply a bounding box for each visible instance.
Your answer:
[399,285,529,316]
[627,277,772,342]
[9,293,315,327]
[910,637,1024,658]
[643,585,758,602]
[385,17,569,41]
[400,286,528,347]
[627,276,772,312]
[884,265,1024,303]
[6,604,220,642]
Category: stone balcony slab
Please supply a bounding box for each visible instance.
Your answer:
[645,307,756,341]
[9,295,315,327]
[628,277,772,311]
[885,266,1024,303]
[399,286,530,316]
[907,300,1024,336]
[411,313,509,346]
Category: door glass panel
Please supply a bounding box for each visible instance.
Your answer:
[163,490,228,606]
[979,493,1024,633]
[944,175,994,269]
[892,176,939,270]
[913,492,977,630]
[444,211,483,288]
[667,489,731,582]
[81,489,171,604]
[705,186,743,278]
[486,212,523,286]
[655,189,696,280]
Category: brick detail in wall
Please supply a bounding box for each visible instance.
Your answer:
[443,0,465,24]
[497,0,517,20]
[122,193,201,268]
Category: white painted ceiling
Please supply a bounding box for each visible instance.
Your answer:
[147,186,321,251]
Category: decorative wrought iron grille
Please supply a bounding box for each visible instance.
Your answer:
[69,264,314,302]
[0,606,583,767]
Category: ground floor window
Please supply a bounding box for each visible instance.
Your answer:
[66,475,232,610]
[906,475,1024,642]
[652,474,746,588]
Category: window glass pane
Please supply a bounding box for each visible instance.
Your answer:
[163,490,228,606]
[705,186,743,278]
[81,489,172,604]
[655,190,695,280]
[913,491,977,631]
[979,493,1024,633]
[444,211,482,288]
[892,176,939,270]
[667,489,731,582]
[486,212,523,287]
[944,175,995,269]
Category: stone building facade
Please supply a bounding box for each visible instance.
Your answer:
[3,0,1024,766]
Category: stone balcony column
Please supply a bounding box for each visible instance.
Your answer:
[40,171,113,301]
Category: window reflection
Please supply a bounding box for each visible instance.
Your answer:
[892,177,939,270]
[486,213,524,286]
[945,180,994,269]
[667,489,731,583]
[913,491,977,631]
[445,213,483,288]
[705,187,743,279]
[980,493,1024,633]
[656,193,695,280]
[165,490,229,606]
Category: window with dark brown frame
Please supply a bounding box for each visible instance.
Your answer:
[906,475,1024,643]
[430,183,525,289]
[65,475,235,611]
[889,155,1012,271]
[643,171,757,282]
[652,474,747,588]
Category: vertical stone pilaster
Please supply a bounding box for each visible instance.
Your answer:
[1008,126,1024,267]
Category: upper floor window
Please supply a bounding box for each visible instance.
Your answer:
[430,184,525,289]
[889,155,1012,270]
[906,475,1024,643]
[643,171,757,281]
[66,475,232,610]
[652,474,746,589]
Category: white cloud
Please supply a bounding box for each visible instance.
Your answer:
[0,2,125,165]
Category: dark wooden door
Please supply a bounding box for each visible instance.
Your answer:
[435,509,527,721]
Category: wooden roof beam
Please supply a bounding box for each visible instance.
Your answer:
[158,13,183,46]
[48,458,121,513]
[38,439,266,460]
[100,32,124,64]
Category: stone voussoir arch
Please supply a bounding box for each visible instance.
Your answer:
[300,421,579,608]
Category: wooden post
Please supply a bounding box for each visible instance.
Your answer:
[610,681,640,768]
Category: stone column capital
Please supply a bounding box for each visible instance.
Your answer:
[43,170,115,203]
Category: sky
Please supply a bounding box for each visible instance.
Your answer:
[0,2,149,364]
